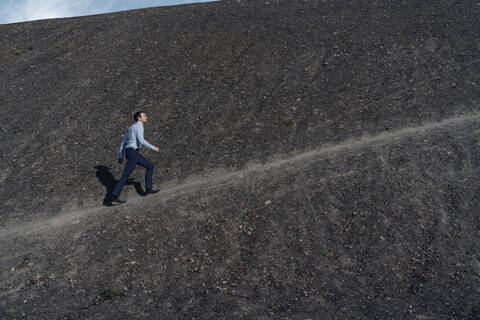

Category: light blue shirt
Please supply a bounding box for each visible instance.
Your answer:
[119,122,156,158]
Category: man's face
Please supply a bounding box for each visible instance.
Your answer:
[139,113,147,123]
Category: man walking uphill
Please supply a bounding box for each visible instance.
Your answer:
[111,111,160,204]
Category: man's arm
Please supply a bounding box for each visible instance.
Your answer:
[119,134,127,159]
[136,124,156,151]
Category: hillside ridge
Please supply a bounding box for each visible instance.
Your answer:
[2,0,480,318]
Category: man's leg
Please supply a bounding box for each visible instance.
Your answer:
[112,152,137,198]
[136,153,155,191]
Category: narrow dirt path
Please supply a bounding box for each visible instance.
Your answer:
[1,112,478,238]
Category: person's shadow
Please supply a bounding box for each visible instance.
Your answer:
[95,166,146,206]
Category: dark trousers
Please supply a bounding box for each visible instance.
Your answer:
[113,148,154,197]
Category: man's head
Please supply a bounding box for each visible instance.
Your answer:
[134,111,147,124]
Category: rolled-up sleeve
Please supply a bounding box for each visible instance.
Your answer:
[136,124,156,150]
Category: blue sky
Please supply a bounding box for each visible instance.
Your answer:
[0,0,216,24]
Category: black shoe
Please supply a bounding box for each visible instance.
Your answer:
[145,189,160,195]
[111,197,126,204]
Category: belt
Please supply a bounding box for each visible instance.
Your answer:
[126,147,139,151]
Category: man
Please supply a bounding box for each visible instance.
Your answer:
[111,111,160,204]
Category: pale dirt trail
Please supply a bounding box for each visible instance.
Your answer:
[1,112,479,238]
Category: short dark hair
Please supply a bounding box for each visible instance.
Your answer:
[134,111,145,122]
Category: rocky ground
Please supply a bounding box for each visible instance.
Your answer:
[1,0,480,319]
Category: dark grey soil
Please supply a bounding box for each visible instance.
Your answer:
[1,0,480,319]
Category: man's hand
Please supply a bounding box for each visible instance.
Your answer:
[118,157,123,164]
[154,147,160,152]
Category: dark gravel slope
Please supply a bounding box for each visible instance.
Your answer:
[2,115,480,319]
[0,0,479,223]
[1,0,480,318]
